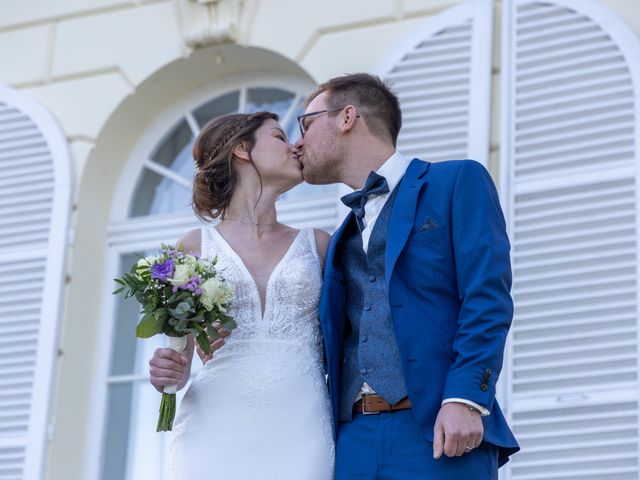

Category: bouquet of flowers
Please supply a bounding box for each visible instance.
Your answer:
[113,243,236,431]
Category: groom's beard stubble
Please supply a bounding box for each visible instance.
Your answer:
[301,129,343,185]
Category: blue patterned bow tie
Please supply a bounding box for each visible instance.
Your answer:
[341,171,390,231]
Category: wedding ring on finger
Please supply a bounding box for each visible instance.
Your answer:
[464,444,474,451]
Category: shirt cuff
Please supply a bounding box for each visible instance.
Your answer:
[442,398,490,416]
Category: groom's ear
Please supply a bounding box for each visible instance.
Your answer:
[339,105,359,134]
[233,141,251,162]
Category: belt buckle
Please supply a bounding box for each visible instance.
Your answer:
[361,394,380,415]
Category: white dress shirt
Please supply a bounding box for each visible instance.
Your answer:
[359,151,411,253]
[354,152,489,416]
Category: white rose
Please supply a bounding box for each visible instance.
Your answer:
[200,277,234,311]
[136,255,157,267]
[168,264,192,286]
[184,255,198,269]
[135,256,156,278]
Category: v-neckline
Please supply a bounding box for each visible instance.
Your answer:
[211,227,304,320]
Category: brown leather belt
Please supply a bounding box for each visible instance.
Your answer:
[353,395,412,415]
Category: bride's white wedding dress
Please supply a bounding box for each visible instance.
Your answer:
[166,227,335,479]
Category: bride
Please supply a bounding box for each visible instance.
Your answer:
[148,111,335,479]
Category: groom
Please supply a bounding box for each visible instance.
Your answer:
[294,73,519,479]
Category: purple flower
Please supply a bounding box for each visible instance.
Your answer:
[151,259,174,281]
[172,274,203,295]
[160,246,184,259]
[165,248,185,260]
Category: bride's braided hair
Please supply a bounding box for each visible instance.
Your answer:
[192,111,278,221]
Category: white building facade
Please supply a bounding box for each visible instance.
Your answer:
[0,0,639,479]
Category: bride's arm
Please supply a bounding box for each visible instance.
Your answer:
[177,228,201,257]
[313,229,331,269]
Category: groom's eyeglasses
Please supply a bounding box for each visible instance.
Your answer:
[296,107,346,138]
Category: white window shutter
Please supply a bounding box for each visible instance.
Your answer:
[0,86,72,480]
[501,1,640,479]
[374,0,493,165]
[277,194,340,231]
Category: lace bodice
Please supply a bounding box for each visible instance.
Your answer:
[201,226,324,348]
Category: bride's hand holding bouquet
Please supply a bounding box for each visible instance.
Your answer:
[113,243,236,431]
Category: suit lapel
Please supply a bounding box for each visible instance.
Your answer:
[319,212,352,341]
[324,156,429,316]
[385,159,430,290]
[325,212,352,280]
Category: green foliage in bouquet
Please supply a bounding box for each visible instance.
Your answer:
[113,243,236,349]
[113,243,236,430]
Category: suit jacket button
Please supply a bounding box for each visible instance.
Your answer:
[484,368,492,375]
[480,384,489,392]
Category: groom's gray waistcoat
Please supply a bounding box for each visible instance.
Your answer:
[339,188,408,422]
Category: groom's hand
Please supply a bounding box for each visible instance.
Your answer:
[433,402,483,459]
[196,321,231,364]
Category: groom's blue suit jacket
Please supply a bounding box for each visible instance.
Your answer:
[319,158,519,464]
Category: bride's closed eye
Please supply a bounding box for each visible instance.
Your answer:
[271,127,287,143]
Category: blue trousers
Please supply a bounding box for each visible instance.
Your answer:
[336,410,498,480]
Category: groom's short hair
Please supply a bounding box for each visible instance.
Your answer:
[305,73,402,147]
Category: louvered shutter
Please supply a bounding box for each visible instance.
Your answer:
[501,1,640,479]
[277,193,340,231]
[0,86,72,480]
[375,0,493,165]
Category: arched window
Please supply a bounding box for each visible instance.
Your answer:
[94,74,342,480]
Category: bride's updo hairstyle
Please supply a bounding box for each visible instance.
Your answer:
[192,111,278,221]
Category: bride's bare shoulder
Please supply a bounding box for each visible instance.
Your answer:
[177,228,202,256]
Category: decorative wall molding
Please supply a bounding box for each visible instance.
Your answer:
[178,0,244,48]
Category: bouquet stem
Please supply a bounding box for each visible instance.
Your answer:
[157,335,188,432]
